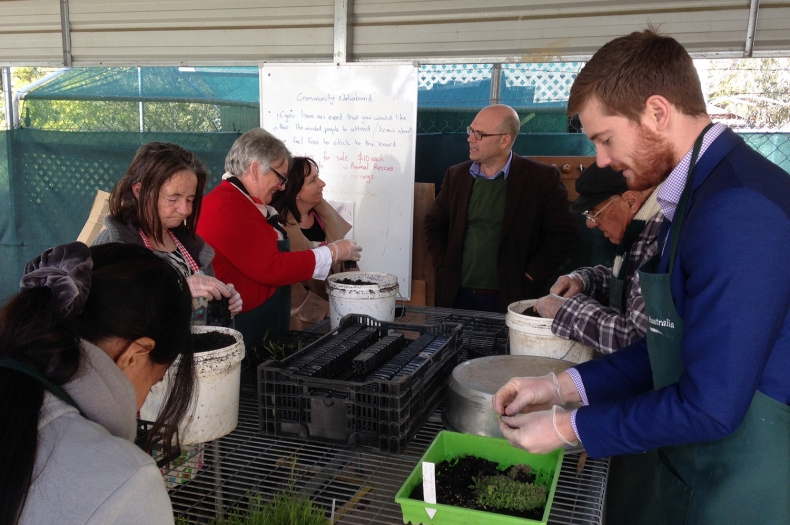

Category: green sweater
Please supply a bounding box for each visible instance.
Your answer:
[461,175,507,290]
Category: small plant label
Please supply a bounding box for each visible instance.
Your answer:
[422,461,437,519]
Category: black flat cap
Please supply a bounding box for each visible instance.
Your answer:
[569,163,629,214]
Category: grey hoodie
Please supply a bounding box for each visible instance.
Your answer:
[19,341,174,525]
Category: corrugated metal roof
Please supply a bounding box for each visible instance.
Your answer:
[0,1,788,66]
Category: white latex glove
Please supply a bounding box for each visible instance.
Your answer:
[534,294,567,319]
[493,372,563,416]
[499,406,579,454]
[329,239,362,263]
[550,272,586,297]
[186,273,230,301]
[226,283,243,316]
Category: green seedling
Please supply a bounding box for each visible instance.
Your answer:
[470,472,547,513]
[176,457,329,525]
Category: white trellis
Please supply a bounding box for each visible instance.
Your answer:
[418,63,583,104]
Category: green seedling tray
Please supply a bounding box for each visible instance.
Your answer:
[394,431,564,525]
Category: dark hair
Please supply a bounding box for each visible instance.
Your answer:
[108,142,208,246]
[0,243,193,525]
[567,29,707,123]
[271,156,320,225]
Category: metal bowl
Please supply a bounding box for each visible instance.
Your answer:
[444,355,577,438]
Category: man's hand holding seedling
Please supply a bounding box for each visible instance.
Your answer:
[493,372,582,453]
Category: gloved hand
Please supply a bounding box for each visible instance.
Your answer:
[186,273,230,301]
[226,283,243,316]
[550,272,586,297]
[493,372,563,416]
[499,405,579,454]
[533,294,567,319]
[329,239,362,263]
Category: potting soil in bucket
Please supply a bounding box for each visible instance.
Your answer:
[506,299,593,364]
[326,271,399,329]
[140,325,245,444]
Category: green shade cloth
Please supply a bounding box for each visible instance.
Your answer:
[24,67,259,108]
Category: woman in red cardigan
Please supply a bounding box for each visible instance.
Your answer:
[197,128,362,346]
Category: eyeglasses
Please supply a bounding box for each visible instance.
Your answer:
[269,166,288,185]
[583,195,618,224]
[467,126,507,141]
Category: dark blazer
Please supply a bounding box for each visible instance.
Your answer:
[574,129,790,458]
[424,153,580,310]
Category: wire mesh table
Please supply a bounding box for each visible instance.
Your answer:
[168,306,608,524]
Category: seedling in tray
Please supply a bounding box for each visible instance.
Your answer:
[395,431,563,525]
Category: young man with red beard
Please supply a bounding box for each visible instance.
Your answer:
[493,29,790,525]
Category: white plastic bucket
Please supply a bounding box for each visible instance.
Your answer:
[506,299,593,364]
[140,325,245,445]
[326,271,399,329]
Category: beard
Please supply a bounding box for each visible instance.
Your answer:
[620,125,676,191]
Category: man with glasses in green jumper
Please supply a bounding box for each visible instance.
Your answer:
[493,30,790,525]
[424,104,580,313]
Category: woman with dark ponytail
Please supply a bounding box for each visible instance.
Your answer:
[0,241,194,525]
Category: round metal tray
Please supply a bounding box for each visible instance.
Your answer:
[444,355,578,439]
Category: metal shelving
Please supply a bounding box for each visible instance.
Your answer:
[168,306,608,524]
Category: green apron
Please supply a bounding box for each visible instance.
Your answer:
[234,238,292,348]
[609,125,790,524]
[608,218,647,313]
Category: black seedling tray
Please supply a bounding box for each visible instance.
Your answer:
[438,314,508,359]
[257,314,462,452]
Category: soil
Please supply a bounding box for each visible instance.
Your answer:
[409,455,545,521]
[335,278,376,285]
[520,306,542,317]
[191,331,237,353]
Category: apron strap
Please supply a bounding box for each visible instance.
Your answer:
[138,228,201,274]
[0,357,84,416]
[667,122,715,274]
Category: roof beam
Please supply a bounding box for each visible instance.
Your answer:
[60,0,73,66]
[745,0,760,58]
[334,0,351,63]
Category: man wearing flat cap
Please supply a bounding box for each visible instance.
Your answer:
[533,163,662,354]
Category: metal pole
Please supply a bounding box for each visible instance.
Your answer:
[60,0,73,66]
[744,0,760,58]
[2,68,13,130]
[490,63,502,105]
[334,0,350,63]
[138,67,145,132]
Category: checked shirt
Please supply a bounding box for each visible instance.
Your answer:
[552,211,663,354]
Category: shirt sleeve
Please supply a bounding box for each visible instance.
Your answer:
[551,284,647,354]
[312,246,332,280]
[575,265,612,302]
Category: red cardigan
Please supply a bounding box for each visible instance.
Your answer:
[197,180,316,312]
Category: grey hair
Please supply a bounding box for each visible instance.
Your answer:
[224,128,292,177]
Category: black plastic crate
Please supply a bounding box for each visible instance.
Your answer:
[438,314,508,359]
[257,314,462,452]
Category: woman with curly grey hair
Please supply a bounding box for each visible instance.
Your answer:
[0,241,195,525]
[198,128,362,345]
